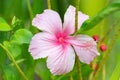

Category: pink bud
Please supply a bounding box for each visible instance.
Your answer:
[100,43,107,52]
[92,35,99,42]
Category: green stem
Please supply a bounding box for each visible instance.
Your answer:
[74,0,79,33]
[47,1,53,79]
[76,55,82,80]
[47,0,51,9]
[93,26,120,80]
[0,43,28,80]
[26,0,33,20]
[74,0,82,80]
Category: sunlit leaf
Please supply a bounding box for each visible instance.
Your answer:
[0,17,11,31]
[77,3,120,33]
[10,29,33,45]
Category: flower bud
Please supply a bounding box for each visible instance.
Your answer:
[94,63,98,71]
[93,63,99,75]
[100,43,107,51]
[92,35,99,42]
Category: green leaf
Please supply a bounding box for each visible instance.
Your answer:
[77,3,120,33]
[3,66,16,80]
[57,0,69,20]
[10,29,33,45]
[68,0,75,6]
[3,41,21,58]
[32,0,44,16]
[0,46,7,65]
[110,61,120,80]
[51,0,59,12]
[0,17,11,31]
[2,65,19,80]
[81,63,93,77]
[11,16,24,31]
[35,59,51,80]
[10,59,25,66]
[21,44,35,80]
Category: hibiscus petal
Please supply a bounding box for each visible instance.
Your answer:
[63,5,89,35]
[47,45,75,75]
[69,35,99,64]
[29,32,59,59]
[32,10,62,34]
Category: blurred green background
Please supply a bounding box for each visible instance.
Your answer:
[0,0,120,80]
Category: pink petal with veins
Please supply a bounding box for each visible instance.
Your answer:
[29,32,58,59]
[63,6,89,35]
[69,35,100,64]
[32,10,62,35]
[47,45,75,75]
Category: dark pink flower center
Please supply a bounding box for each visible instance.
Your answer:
[56,35,69,49]
[58,36,66,44]
[55,32,69,46]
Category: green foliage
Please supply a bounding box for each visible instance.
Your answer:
[12,16,24,31]
[51,0,59,12]
[10,29,33,45]
[0,28,33,79]
[35,59,51,80]
[110,61,120,80]
[0,17,11,31]
[0,46,7,65]
[57,0,69,20]
[81,64,93,77]
[3,41,21,58]
[77,3,120,33]
[21,44,35,80]
[2,65,20,80]
[32,0,44,16]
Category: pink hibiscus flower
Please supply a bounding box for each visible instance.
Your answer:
[29,5,100,75]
